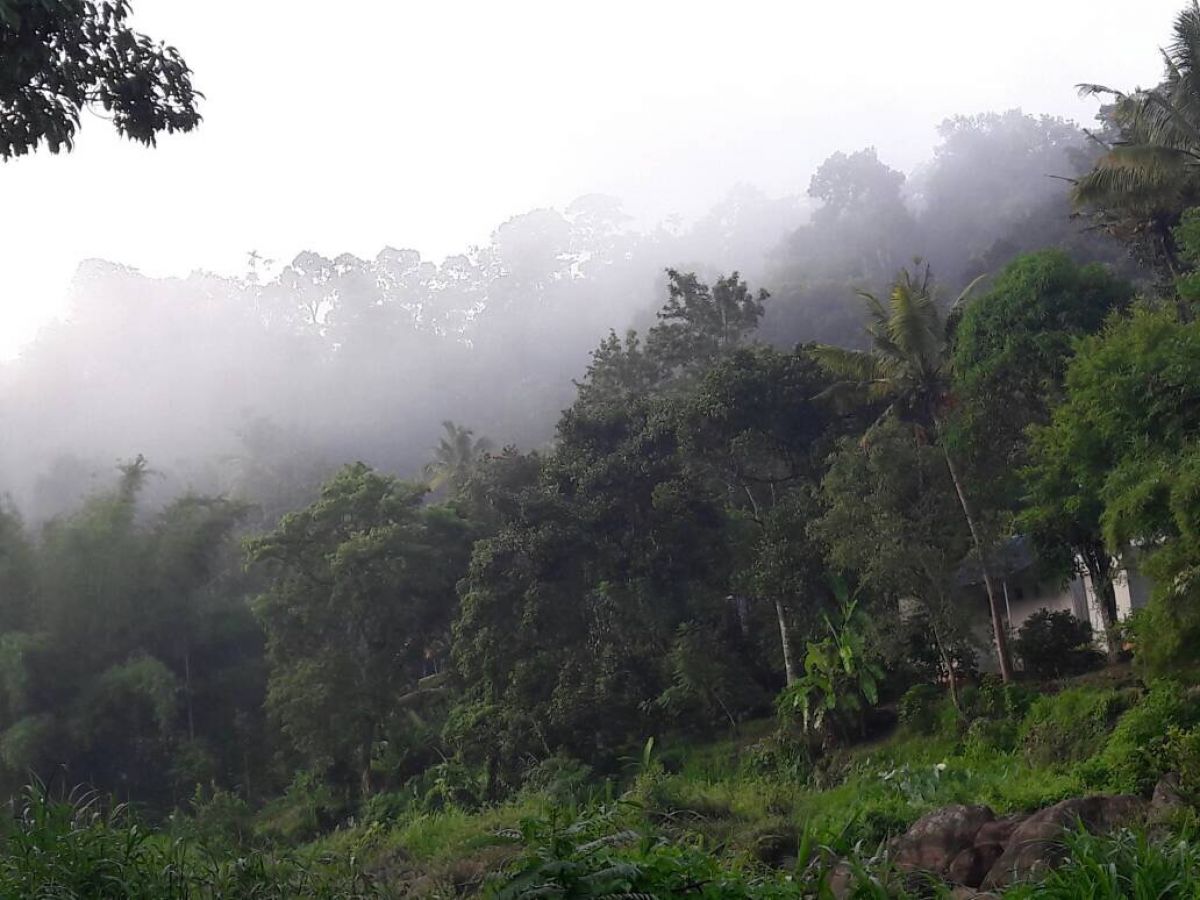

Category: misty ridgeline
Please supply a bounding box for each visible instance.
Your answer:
[0,112,1130,525]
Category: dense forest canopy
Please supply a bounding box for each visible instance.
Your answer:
[0,109,1132,524]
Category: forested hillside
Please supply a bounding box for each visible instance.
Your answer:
[6,1,1200,897]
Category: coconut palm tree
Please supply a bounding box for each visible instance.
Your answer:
[1073,2,1200,273]
[811,265,1015,681]
[424,420,493,495]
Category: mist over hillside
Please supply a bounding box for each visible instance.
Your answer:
[0,111,1134,523]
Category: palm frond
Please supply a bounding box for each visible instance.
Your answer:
[885,273,942,374]
[1076,82,1128,101]
[1071,144,1191,209]
[808,345,883,383]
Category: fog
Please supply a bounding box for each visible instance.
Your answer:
[0,1,1177,520]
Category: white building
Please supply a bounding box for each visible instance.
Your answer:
[957,537,1152,669]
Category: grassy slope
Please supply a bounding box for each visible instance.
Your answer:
[297,664,1200,895]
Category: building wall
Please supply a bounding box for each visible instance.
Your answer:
[967,563,1152,672]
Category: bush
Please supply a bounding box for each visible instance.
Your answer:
[255,771,345,844]
[898,684,942,735]
[1081,681,1200,793]
[1019,687,1126,767]
[1165,726,1200,798]
[1014,609,1104,678]
[360,789,417,826]
[963,674,1036,722]
[963,717,1019,760]
[518,755,595,807]
[183,784,253,849]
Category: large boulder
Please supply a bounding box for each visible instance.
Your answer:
[946,842,1005,888]
[890,804,995,875]
[980,795,1146,889]
[974,814,1026,847]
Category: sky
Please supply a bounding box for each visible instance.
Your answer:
[0,0,1184,358]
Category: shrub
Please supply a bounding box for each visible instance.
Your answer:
[963,717,1019,760]
[898,684,942,735]
[255,770,345,844]
[1019,687,1126,767]
[518,755,595,807]
[1014,609,1104,678]
[964,674,1036,722]
[1082,681,1200,793]
[184,784,253,849]
[1165,726,1200,798]
[360,789,417,826]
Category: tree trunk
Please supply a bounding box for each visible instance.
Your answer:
[1082,544,1120,664]
[360,723,374,800]
[941,445,1014,682]
[930,616,960,713]
[183,645,195,742]
[774,596,798,686]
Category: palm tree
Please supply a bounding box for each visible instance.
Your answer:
[811,265,1015,682]
[424,420,493,495]
[1073,2,1200,273]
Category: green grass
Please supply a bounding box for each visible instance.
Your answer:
[4,672,1196,897]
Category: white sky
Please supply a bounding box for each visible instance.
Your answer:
[0,0,1183,358]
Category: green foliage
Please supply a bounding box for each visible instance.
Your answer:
[487,803,844,899]
[256,770,345,845]
[654,621,766,730]
[1027,305,1200,674]
[1081,681,1200,793]
[1004,828,1200,899]
[0,0,202,159]
[897,685,942,736]
[1072,4,1200,270]
[249,463,474,793]
[0,782,379,897]
[1018,687,1126,767]
[176,784,254,850]
[965,674,1037,722]
[952,250,1131,576]
[1014,610,1104,678]
[777,590,884,743]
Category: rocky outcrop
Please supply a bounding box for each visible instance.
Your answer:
[822,776,1180,897]
[875,787,1155,893]
[979,794,1145,889]
[888,804,995,874]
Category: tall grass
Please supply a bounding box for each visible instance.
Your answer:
[0,782,384,898]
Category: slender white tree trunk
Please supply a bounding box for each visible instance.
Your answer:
[941,445,1014,682]
[775,597,798,686]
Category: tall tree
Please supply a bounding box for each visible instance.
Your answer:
[953,251,1133,660]
[0,0,201,158]
[1025,305,1200,675]
[1073,2,1200,274]
[424,421,493,496]
[811,265,1015,680]
[248,464,473,796]
[675,346,841,685]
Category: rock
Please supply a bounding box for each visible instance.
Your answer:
[824,860,854,899]
[890,803,995,874]
[1152,772,1185,813]
[981,795,1146,889]
[974,813,1026,846]
[946,841,1005,888]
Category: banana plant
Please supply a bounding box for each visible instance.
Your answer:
[777,579,883,744]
